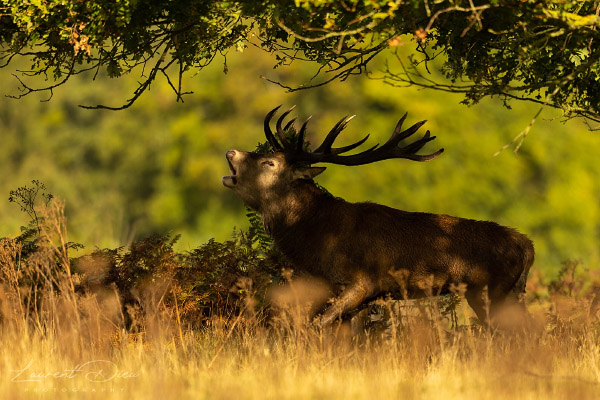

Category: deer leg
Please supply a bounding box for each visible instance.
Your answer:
[466,285,523,329]
[464,287,490,326]
[318,279,373,327]
[487,282,531,329]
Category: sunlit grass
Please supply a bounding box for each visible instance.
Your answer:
[1,202,600,399]
[3,319,600,399]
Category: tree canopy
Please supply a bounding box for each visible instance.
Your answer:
[1,1,600,122]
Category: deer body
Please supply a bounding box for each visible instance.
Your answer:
[223,107,534,326]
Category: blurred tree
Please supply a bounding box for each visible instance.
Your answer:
[1,45,599,277]
[1,1,600,122]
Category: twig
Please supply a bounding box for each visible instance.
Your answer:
[494,86,561,156]
[493,106,544,156]
[79,41,170,110]
[276,13,379,43]
[425,5,491,33]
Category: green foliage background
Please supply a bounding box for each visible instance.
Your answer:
[1,45,599,277]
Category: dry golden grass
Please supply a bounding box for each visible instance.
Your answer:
[1,202,600,399]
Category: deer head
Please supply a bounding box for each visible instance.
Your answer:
[223,105,444,211]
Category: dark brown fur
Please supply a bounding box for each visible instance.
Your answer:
[223,150,534,326]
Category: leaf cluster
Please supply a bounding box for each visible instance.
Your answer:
[8,180,52,232]
[2,181,282,329]
[74,229,282,329]
[526,259,600,334]
[7,180,71,258]
[2,1,600,120]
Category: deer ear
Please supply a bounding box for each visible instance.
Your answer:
[292,166,326,180]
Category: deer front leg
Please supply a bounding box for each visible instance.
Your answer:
[318,277,374,327]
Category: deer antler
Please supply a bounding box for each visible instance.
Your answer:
[263,105,444,166]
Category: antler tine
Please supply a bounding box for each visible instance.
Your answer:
[382,125,443,162]
[397,130,444,161]
[396,119,428,142]
[384,113,428,147]
[409,148,444,161]
[314,115,355,154]
[297,116,312,152]
[284,117,297,132]
[264,105,283,151]
[276,105,296,150]
[400,130,434,152]
[391,113,408,139]
[329,134,371,155]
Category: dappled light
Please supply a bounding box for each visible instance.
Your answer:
[1,5,600,396]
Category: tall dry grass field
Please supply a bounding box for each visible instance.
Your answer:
[1,200,600,399]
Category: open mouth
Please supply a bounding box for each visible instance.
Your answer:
[227,159,237,177]
[223,157,238,186]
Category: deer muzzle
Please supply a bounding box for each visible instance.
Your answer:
[222,150,238,187]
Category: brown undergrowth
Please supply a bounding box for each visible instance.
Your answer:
[1,197,600,399]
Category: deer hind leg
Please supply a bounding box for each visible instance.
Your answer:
[466,285,513,325]
[488,279,532,329]
[318,278,374,327]
[464,287,490,325]
[466,284,529,329]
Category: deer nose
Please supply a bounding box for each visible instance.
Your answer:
[226,150,236,160]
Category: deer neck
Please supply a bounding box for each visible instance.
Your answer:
[259,180,328,235]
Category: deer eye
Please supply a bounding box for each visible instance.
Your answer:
[261,160,275,167]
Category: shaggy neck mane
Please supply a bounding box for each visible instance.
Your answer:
[259,180,332,236]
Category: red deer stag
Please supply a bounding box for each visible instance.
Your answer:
[223,106,534,327]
